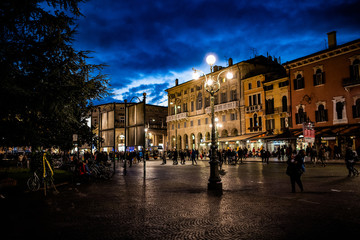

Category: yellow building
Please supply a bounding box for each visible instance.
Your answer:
[262,76,291,151]
[166,55,285,152]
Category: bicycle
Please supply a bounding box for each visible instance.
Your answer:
[27,153,58,195]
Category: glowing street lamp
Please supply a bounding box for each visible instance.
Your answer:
[193,54,233,194]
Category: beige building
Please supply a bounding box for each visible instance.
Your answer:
[165,56,285,152]
[89,103,167,153]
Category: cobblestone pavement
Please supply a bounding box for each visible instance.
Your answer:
[2,160,360,240]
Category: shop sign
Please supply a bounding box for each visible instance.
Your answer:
[321,136,336,140]
[303,121,315,143]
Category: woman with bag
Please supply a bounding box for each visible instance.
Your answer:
[286,150,304,193]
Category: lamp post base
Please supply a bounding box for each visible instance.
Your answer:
[208,160,223,195]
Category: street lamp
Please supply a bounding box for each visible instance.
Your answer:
[193,54,233,193]
[170,97,181,162]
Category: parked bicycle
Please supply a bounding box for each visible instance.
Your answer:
[27,153,58,195]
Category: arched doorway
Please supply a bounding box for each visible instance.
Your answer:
[190,133,195,150]
[184,134,189,149]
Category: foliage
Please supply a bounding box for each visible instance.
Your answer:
[0,0,110,150]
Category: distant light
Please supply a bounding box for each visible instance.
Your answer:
[192,71,200,80]
[206,54,216,66]
[226,72,233,79]
[207,78,214,86]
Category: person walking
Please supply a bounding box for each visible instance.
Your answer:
[161,151,167,165]
[345,145,359,177]
[286,150,304,193]
[191,149,197,165]
[180,150,185,165]
[172,150,178,165]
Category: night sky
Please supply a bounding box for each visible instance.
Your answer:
[73,0,360,106]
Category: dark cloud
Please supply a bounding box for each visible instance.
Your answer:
[73,0,360,105]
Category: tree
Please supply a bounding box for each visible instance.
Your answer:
[0,0,109,150]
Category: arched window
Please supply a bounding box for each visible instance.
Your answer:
[351,59,360,80]
[315,104,328,122]
[282,96,287,112]
[294,74,304,90]
[253,114,258,127]
[296,106,307,124]
[313,68,325,85]
[336,102,343,120]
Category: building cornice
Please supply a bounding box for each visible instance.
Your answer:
[283,39,360,69]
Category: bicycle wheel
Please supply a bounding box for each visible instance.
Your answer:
[27,176,40,191]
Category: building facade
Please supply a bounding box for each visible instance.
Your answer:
[283,32,360,152]
[89,103,167,153]
[166,56,285,152]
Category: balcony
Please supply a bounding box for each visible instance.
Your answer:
[245,104,263,113]
[205,100,240,114]
[166,112,189,122]
[343,77,360,91]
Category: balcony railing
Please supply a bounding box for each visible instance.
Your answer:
[205,100,240,114]
[245,104,263,113]
[166,112,189,122]
[343,77,360,89]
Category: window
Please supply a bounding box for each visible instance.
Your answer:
[191,101,194,112]
[253,95,257,105]
[183,103,188,112]
[205,118,208,124]
[353,98,360,118]
[172,124,174,130]
[257,94,261,105]
[230,89,237,101]
[257,81,261,87]
[279,80,289,88]
[230,113,237,121]
[221,92,227,103]
[336,102,344,120]
[282,96,287,112]
[248,83,252,90]
[294,74,305,90]
[333,96,348,124]
[266,119,275,130]
[265,98,274,114]
[197,93,202,110]
[295,106,307,124]
[205,97,210,108]
[190,121,193,127]
[253,114,258,127]
[249,96,252,106]
[264,85,273,91]
[315,104,328,122]
[313,68,325,86]
[222,115,226,122]
[280,117,288,129]
[350,59,360,80]
[198,119,201,125]
[178,123,180,129]
[214,94,218,105]
[184,122,187,128]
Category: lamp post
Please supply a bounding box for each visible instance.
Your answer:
[193,54,233,193]
[170,97,181,163]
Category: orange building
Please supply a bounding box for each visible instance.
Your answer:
[283,32,360,153]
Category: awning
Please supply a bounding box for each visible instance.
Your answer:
[335,124,360,136]
[204,132,263,143]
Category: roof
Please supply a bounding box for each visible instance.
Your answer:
[283,38,360,66]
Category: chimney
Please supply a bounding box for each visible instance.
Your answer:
[175,78,178,86]
[228,58,233,66]
[327,31,337,49]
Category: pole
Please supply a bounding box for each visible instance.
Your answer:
[208,90,222,193]
[113,102,116,173]
[143,93,146,178]
[124,100,127,175]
